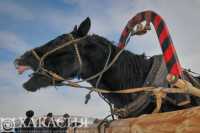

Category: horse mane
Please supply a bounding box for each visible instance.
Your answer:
[85,34,153,90]
[80,34,153,109]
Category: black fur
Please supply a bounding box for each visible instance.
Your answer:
[15,18,200,117]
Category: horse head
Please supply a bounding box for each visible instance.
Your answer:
[14,17,102,92]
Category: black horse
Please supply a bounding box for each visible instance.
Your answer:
[15,18,200,118]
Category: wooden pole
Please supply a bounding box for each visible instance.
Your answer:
[67,107,200,133]
[167,74,200,97]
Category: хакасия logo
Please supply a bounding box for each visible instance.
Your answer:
[1,118,15,132]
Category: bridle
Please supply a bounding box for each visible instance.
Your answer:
[31,34,88,84]
[30,34,116,89]
[30,33,125,118]
[29,33,195,119]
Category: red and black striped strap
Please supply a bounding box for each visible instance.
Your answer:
[118,10,183,78]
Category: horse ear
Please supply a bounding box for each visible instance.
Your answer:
[77,17,91,37]
[73,25,78,32]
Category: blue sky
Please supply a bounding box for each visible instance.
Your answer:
[0,0,200,118]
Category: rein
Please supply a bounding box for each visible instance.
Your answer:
[31,36,84,82]
[30,28,200,117]
[31,34,126,91]
[35,35,86,73]
[29,10,200,117]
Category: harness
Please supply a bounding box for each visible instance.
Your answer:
[118,10,183,78]
[31,34,86,82]
[30,11,200,119]
[31,38,200,118]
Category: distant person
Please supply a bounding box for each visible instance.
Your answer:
[45,112,57,127]
[24,110,34,127]
[36,117,45,127]
[63,113,70,127]
[93,118,102,124]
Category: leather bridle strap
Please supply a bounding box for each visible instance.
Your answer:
[69,34,83,76]
[38,35,87,69]
[31,49,66,81]
[31,50,41,62]
[30,34,125,91]
[31,35,86,81]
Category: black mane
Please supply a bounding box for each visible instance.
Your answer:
[77,35,154,111]
[84,35,153,89]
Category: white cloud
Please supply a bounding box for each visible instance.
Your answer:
[0,1,34,21]
[0,62,23,87]
[61,0,200,72]
[0,31,31,55]
[0,87,109,118]
[39,9,80,32]
[0,0,200,118]
[129,0,200,72]
[43,0,135,37]
[0,61,109,118]
[63,0,82,6]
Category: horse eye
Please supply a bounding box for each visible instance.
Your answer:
[28,73,34,77]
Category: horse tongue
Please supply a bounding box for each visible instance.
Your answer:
[17,65,30,74]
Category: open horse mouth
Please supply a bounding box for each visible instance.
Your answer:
[16,65,31,74]
[14,59,39,92]
[14,59,32,75]
[14,58,57,92]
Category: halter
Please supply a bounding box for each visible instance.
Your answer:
[31,34,86,83]
[27,11,200,119]
[29,32,200,118]
[31,34,115,88]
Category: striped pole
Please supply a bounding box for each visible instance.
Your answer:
[118,11,183,78]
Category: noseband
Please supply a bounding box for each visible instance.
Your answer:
[31,34,87,82]
[30,34,133,96]
[31,34,114,88]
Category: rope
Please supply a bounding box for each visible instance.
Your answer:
[184,68,200,76]
[96,44,112,88]
[30,30,200,115]
[85,43,112,104]
[31,34,125,87]
[39,36,88,68]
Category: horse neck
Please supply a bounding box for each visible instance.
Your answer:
[104,49,153,90]
[80,36,153,89]
[79,35,114,78]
